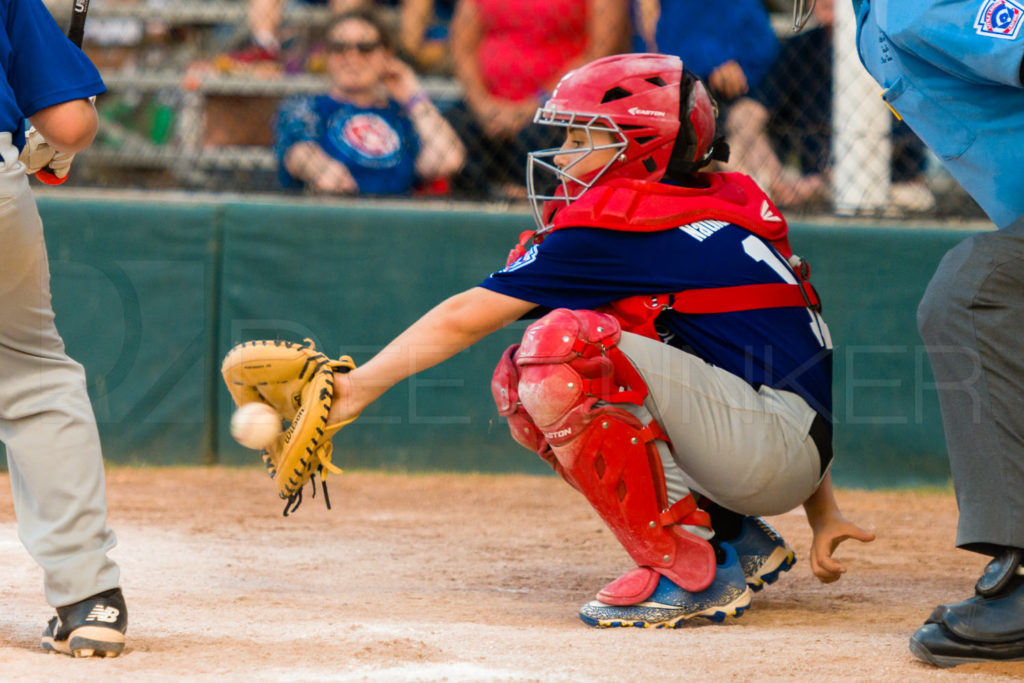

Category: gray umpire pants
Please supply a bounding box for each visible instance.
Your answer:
[0,134,120,608]
[917,217,1024,556]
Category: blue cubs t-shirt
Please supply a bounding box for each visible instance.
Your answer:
[480,221,834,420]
[274,94,420,195]
[0,0,106,150]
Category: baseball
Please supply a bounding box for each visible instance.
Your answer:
[230,402,281,450]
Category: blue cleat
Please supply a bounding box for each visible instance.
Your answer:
[730,516,796,591]
[578,543,752,628]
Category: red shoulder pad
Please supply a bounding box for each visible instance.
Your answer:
[549,173,793,258]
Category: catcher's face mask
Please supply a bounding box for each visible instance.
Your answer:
[792,0,817,31]
[526,111,627,233]
[525,53,723,233]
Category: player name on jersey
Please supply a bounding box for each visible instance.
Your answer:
[678,220,729,242]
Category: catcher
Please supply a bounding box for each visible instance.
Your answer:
[224,53,875,627]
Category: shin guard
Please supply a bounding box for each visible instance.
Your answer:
[514,309,716,593]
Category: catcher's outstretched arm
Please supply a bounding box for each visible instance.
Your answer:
[328,287,535,424]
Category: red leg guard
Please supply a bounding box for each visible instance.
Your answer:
[514,309,716,593]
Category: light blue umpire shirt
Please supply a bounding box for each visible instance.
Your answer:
[853,0,1024,228]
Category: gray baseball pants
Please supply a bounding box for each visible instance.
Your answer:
[918,217,1024,556]
[0,135,120,608]
[618,331,828,518]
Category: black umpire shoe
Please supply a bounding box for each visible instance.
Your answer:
[910,548,1024,667]
[41,587,128,658]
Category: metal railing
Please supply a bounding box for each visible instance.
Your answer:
[63,0,983,220]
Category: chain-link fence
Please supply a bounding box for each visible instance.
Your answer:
[47,0,984,220]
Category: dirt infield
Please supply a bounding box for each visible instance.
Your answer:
[1,466,1022,681]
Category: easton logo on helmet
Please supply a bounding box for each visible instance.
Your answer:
[627,107,666,117]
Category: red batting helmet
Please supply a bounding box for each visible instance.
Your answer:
[526,53,726,231]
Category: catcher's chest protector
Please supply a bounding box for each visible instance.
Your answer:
[504,309,716,592]
[508,173,820,340]
[550,173,790,243]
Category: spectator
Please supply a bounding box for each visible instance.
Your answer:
[724,0,936,210]
[398,0,456,74]
[215,0,362,73]
[444,0,629,198]
[632,0,780,105]
[274,9,465,195]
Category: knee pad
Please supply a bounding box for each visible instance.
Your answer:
[492,343,546,454]
[515,308,645,438]
[513,309,716,592]
[492,343,579,489]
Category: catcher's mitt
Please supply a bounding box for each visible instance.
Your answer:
[221,339,358,515]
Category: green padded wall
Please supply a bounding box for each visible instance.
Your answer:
[38,197,222,464]
[216,202,549,475]
[6,194,984,487]
[216,201,976,487]
[787,222,975,487]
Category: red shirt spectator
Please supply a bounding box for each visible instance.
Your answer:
[475,0,588,101]
[445,0,628,197]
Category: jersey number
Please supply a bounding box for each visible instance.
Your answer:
[741,235,833,349]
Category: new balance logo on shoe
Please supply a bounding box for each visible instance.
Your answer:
[85,605,121,623]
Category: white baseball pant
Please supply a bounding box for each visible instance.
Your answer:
[0,133,120,608]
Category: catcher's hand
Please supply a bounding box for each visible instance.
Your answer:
[221,339,358,515]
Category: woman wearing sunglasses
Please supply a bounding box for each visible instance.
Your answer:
[274,8,465,195]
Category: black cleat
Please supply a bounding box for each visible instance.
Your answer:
[41,587,127,658]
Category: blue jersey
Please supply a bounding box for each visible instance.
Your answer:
[274,94,420,195]
[480,223,834,420]
[0,0,105,149]
[855,0,1024,228]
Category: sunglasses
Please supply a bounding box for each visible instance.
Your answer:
[326,40,381,55]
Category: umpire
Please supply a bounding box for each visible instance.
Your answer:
[0,0,127,658]
[855,0,1024,668]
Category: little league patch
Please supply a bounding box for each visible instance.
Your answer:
[975,0,1024,39]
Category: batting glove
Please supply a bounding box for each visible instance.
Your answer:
[19,126,55,174]
[19,126,77,181]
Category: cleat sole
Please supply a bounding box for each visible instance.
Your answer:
[42,626,125,658]
[581,587,752,628]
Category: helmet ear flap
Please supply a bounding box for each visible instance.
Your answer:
[688,80,717,160]
[665,70,721,178]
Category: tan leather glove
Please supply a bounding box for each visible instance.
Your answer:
[221,339,360,515]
